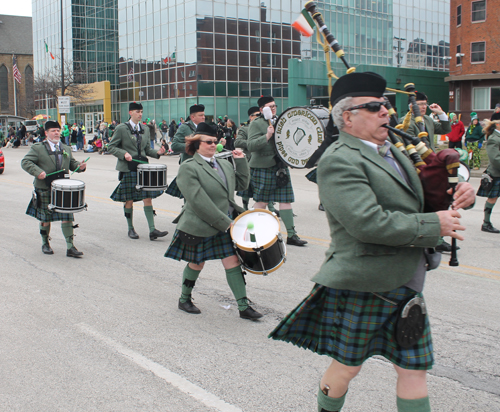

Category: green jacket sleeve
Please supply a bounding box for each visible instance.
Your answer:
[107,126,128,160]
[21,145,44,178]
[233,157,250,192]
[234,126,248,151]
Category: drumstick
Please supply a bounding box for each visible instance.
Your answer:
[71,157,90,175]
[46,169,65,177]
[131,159,149,164]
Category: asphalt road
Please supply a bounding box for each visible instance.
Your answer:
[1,146,499,412]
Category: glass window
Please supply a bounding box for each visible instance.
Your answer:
[456,4,461,25]
[473,87,489,110]
[471,41,485,63]
[456,44,462,65]
[471,1,486,22]
[455,88,461,111]
[491,88,500,110]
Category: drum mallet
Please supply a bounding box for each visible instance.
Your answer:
[262,107,273,126]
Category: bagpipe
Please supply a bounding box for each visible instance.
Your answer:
[304,1,461,266]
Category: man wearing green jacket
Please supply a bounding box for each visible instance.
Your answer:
[21,121,87,257]
[108,102,167,240]
[171,104,205,163]
[270,72,475,412]
[247,96,307,246]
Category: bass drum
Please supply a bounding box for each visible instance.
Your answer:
[274,106,330,169]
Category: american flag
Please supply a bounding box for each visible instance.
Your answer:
[13,56,22,84]
[127,66,134,82]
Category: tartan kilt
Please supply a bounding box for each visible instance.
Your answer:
[269,284,433,370]
[165,176,184,199]
[110,171,164,202]
[164,229,236,265]
[236,181,254,199]
[251,164,294,203]
[25,189,74,223]
[476,176,500,198]
[305,168,317,184]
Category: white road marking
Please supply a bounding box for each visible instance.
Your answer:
[78,323,243,412]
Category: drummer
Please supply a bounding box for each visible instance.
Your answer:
[108,102,168,240]
[21,121,87,257]
[164,122,263,320]
[247,96,307,246]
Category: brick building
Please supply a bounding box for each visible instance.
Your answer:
[0,15,35,119]
[446,0,500,124]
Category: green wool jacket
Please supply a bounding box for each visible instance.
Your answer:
[107,122,162,172]
[171,120,197,163]
[405,114,451,151]
[485,130,500,177]
[21,141,84,190]
[247,116,277,168]
[173,153,249,237]
[312,131,441,292]
[234,122,251,159]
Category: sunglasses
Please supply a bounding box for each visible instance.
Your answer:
[250,113,260,117]
[346,101,389,113]
[201,139,218,145]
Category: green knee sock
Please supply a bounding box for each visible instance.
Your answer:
[61,222,74,249]
[144,205,156,232]
[40,223,50,245]
[279,208,296,237]
[225,266,248,311]
[484,202,495,224]
[267,201,276,212]
[397,396,431,412]
[317,386,346,412]
[124,207,134,230]
[180,265,201,303]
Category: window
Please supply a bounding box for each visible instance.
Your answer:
[473,87,489,110]
[471,0,486,22]
[457,5,462,25]
[471,41,485,63]
[455,88,461,111]
[456,45,462,65]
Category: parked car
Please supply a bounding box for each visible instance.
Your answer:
[25,120,38,133]
[0,147,4,174]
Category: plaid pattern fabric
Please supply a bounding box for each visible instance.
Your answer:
[250,164,295,203]
[477,176,500,198]
[305,168,317,184]
[269,284,433,370]
[26,189,74,223]
[165,176,184,199]
[236,180,254,199]
[164,229,236,264]
[110,171,164,202]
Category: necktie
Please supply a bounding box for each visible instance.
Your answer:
[210,159,228,187]
[378,144,406,182]
[55,143,62,170]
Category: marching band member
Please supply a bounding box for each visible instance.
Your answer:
[269,72,475,412]
[22,121,87,257]
[108,102,167,240]
[164,123,263,320]
[247,96,307,246]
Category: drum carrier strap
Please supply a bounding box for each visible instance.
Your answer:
[125,122,144,157]
[44,141,64,170]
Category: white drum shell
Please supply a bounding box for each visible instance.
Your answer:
[49,179,87,213]
[136,164,168,191]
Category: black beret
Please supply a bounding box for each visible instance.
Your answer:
[190,104,205,114]
[195,122,217,137]
[44,121,61,131]
[257,96,274,107]
[248,106,260,116]
[330,72,386,107]
[415,91,428,101]
[129,101,143,111]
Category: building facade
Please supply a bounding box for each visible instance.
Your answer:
[446,0,500,124]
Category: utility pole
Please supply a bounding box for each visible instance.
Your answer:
[393,36,406,68]
[60,0,65,96]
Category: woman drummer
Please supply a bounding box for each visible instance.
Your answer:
[477,119,500,233]
[164,122,263,320]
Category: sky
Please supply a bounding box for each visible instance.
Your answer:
[2,0,33,17]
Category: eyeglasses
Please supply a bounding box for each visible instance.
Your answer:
[346,101,389,113]
[250,113,260,117]
[266,104,278,109]
[201,139,218,145]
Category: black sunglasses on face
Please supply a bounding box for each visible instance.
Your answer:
[201,139,218,145]
[346,101,389,113]
[251,113,260,117]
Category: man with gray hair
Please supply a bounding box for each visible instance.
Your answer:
[270,71,475,412]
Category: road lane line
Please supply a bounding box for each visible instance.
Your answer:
[78,323,243,412]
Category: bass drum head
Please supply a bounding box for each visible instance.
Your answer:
[231,209,280,250]
[51,179,85,189]
[274,106,330,169]
[458,161,470,182]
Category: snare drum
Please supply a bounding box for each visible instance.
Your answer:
[230,209,286,276]
[274,106,330,169]
[48,179,87,213]
[458,161,470,182]
[136,164,167,191]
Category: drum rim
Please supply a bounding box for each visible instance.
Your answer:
[459,161,470,181]
[51,179,85,188]
[231,208,281,252]
[243,256,286,275]
[137,163,167,170]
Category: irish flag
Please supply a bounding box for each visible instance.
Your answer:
[292,9,315,37]
[44,40,55,60]
[163,51,176,64]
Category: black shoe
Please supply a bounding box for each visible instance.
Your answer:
[150,229,169,240]
[318,203,325,211]
[435,241,460,253]
[287,234,308,246]
[239,306,263,320]
[42,243,54,255]
[67,246,83,258]
[273,210,280,218]
[482,222,500,233]
[128,229,139,239]
[178,299,201,314]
